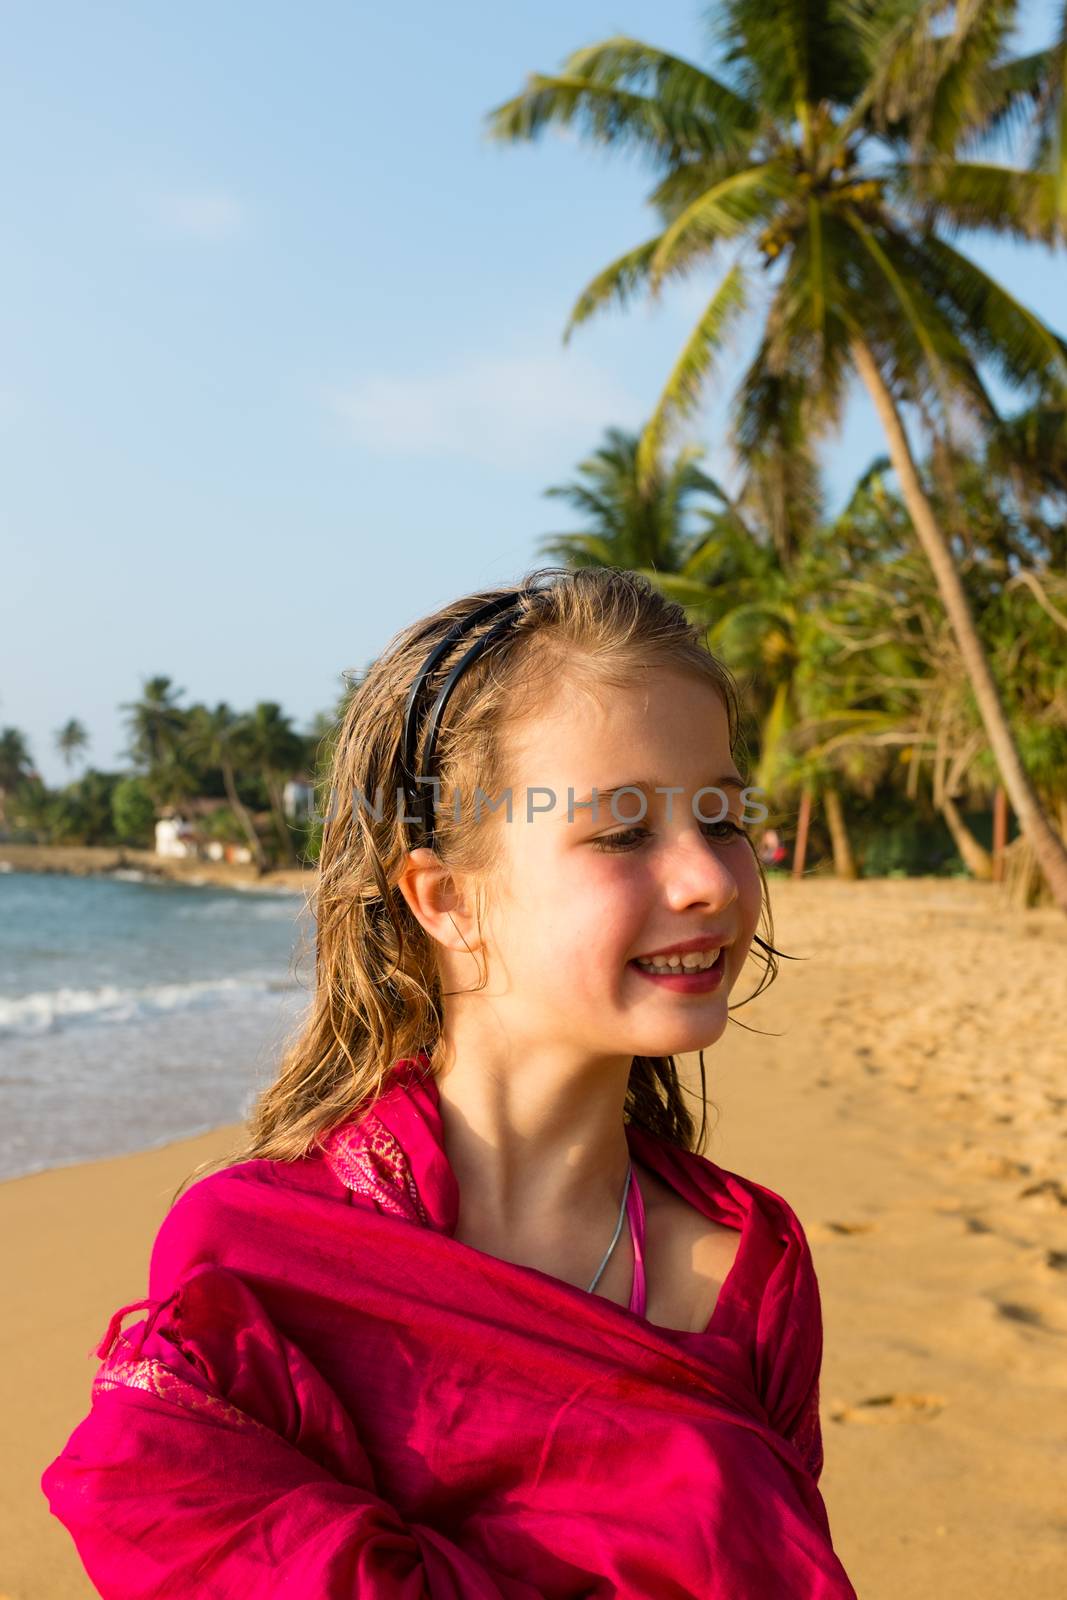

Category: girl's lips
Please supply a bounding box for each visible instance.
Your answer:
[627,947,726,994]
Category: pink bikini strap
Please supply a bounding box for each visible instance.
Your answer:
[626,1162,647,1316]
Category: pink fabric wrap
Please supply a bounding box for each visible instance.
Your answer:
[42,1054,857,1597]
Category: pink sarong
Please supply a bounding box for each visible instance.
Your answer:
[42,1054,857,1596]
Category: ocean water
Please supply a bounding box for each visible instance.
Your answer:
[0,869,315,1180]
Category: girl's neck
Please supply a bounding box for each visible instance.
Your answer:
[429,1035,633,1236]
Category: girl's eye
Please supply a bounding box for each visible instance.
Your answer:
[591,822,747,853]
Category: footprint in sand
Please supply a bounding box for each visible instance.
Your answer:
[828,1392,946,1425]
[994,1300,1050,1329]
[970,1153,1033,1180]
[806,1219,878,1244]
[1018,1178,1067,1210]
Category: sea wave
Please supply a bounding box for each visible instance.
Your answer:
[174,896,308,921]
[0,972,303,1037]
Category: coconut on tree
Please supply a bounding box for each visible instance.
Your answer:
[486,0,1067,911]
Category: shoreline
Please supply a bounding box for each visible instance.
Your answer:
[0,841,315,894]
[0,1115,250,1188]
[0,1117,245,1194]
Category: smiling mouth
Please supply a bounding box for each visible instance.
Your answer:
[631,946,725,975]
[627,946,727,988]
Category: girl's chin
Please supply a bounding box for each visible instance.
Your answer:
[629,1014,729,1059]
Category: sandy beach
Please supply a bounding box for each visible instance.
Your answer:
[3,876,1065,1599]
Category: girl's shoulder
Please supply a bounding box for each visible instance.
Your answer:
[647,1137,824,1335]
[633,1122,818,1263]
[170,1145,350,1217]
[147,1146,349,1299]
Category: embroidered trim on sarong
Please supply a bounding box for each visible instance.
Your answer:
[94,1332,270,1436]
[323,1115,429,1225]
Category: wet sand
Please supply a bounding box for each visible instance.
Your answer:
[2,876,1064,1598]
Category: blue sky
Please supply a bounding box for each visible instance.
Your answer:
[3,1,1063,786]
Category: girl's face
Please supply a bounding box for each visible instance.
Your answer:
[476,666,764,1065]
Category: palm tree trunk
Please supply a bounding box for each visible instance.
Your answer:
[940,793,993,879]
[992,786,1009,883]
[823,782,857,879]
[852,338,1067,915]
[265,771,298,867]
[792,786,813,879]
[220,758,267,874]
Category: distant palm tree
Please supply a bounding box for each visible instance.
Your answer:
[486,0,1067,909]
[539,425,728,572]
[54,718,89,772]
[0,726,35,827]
[182,703,267,873]
[245,701,306,867]
[120,676,198,806]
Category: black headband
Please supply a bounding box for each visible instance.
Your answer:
[400,590,525,849]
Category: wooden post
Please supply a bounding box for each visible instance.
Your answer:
[793,787,812,879]
[992,786,1008,884]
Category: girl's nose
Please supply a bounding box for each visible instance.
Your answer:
[661,826,741,913]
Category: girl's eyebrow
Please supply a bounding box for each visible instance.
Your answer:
[569,774,746,809]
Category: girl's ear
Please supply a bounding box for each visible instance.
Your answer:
[395,847,482,953]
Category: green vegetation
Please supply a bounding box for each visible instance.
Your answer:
[0,683,353,871]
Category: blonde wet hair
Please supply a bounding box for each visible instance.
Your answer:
[179,565,787,1197]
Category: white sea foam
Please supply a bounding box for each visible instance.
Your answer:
[0,972,301,1037]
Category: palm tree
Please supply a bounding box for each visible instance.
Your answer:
[539,425,730,571]
[803,463,993,875]
[181,704,267,873]
[120,675,198,806]
[997,6,1067,231]
[486,0,1067,911]
[54,718,89,772]
[244,701,306,867]
[805,449,1067,891]
[0,726,35,828]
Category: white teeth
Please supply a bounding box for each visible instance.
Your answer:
[635,947,721,973]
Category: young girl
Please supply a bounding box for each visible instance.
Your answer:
[43,566,857,1597]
